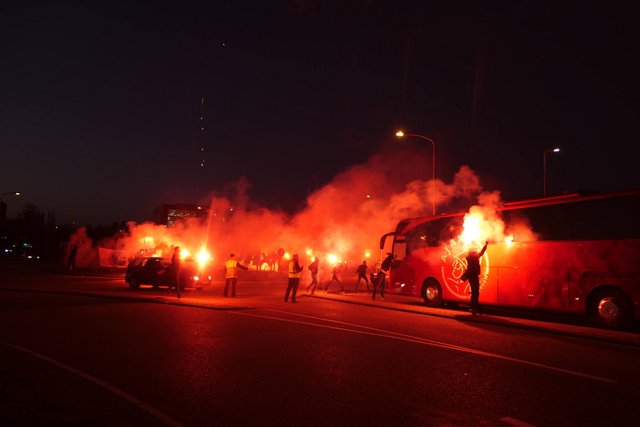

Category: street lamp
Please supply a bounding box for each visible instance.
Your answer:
[543,147,560,196]
[395,130,436,215]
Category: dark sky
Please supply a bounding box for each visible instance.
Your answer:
[2,1,639,224]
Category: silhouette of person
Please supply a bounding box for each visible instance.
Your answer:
[285,254,303,302]
[462,241,488,315]
[355,260,370,292]
[306,257,319,295]
[171,246,182,299]
[224,253,248,297]
[67,244,78,274]
[276,247,285,272]
[372,252,395,301]
[325,262,345,294]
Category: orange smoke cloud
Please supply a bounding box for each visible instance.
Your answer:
[74,148,498,273]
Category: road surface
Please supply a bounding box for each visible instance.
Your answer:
[1,266,639,426]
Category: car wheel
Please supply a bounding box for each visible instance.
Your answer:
[589,289,632,328]
[422,279,443,306]
[129,278,140,289]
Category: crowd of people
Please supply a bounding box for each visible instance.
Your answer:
[284,253,395,303]
[135,246,398,304]
[123,243,488,315]
[159,249,397,302]
[242,248,285,272]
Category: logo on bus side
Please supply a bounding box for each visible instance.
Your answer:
[440,240,490,299]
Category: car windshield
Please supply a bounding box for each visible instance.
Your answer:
[128,257,146,267]
[144,258,166,268]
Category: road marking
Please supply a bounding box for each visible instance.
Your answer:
[501,416,537,427]
[0,289,622,385]
[0,340,182,427]
[234,310,618,384]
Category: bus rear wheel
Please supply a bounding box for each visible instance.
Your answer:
[422,279,443,306]
[589,289,632,329]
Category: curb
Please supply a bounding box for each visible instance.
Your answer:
[308,293,640,348]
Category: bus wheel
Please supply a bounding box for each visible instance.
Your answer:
[422,279,442,306]
[129,278,140,289]
[589,290,632,328]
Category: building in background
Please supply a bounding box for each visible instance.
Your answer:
[153,204,209,227]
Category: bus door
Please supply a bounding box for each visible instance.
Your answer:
[389,236,419,293]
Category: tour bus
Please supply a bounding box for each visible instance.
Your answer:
[379,189,640,328]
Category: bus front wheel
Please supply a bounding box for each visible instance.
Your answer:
[422,279,442,306]
[589,289,632,329]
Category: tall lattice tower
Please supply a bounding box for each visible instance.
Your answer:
[195,95,207,197]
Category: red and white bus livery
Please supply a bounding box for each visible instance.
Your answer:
[379,190,640,328]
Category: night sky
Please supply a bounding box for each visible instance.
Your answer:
[2,1,639,225]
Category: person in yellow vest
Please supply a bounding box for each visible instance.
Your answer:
[285,254,304,303]
[224,253,248,297]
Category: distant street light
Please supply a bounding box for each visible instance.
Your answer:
[0,191,21,222]
[396,131,436,215]
[543,147,560,196]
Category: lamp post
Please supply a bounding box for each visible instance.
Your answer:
[0,191,21,222]
[543,147,560,196]
[395,131,436,215]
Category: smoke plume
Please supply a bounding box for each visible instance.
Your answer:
[71,148,495,273]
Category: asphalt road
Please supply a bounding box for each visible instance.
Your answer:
[1,266,640,426]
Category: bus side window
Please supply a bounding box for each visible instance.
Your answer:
[513,204,568,241]
[436,217,463,244]
[568,194,640,240]
[405,219,450,251]
[393,239,407,261]
[406,223,429,254]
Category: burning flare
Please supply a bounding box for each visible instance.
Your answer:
[180,248,191,260]
[505,235,514,246]
[327,253,340,265]
[196,247,212,269]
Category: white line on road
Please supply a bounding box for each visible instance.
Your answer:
[0,340,182,427]
[234,310,618,384]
